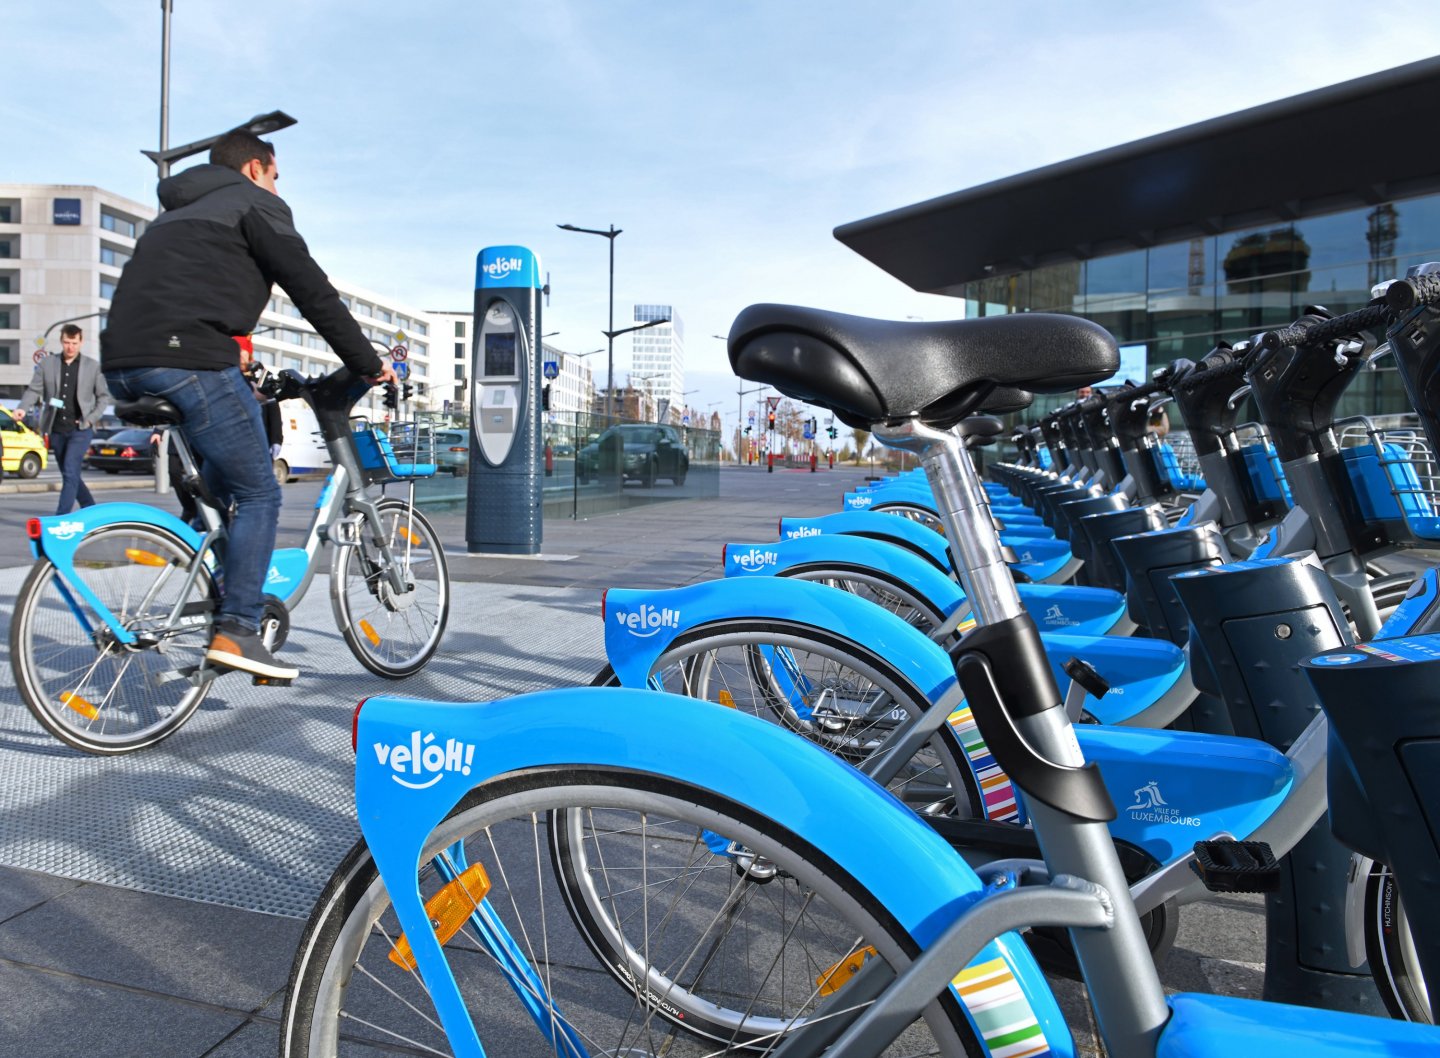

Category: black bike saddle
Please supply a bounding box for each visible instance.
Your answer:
[114,396,183,427]
[728,304,1116,430]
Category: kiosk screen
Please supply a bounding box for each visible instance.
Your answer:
[484,333,517,377]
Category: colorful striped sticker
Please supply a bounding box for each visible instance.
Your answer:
[951,957,1053,1058]
[947,706,1022,823]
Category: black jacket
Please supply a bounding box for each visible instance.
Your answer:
[101,165,384,378]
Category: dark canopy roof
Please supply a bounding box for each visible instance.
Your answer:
[835,57,1440,297]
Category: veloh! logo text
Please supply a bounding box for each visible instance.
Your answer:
[730,547,778,570]
[373,731,477,789]
[614,603,680,638]
[484,257,523,279]
[784,526,822,538]
[47,520,85,541]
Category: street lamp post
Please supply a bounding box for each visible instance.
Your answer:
[143,110,298,181]
[556,223,621,420]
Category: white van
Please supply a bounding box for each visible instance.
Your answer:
[273,398,332,483]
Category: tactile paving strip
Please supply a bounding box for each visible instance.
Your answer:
[0,566,606,918]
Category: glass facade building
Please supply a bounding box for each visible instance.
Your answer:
[960,193,1440,422]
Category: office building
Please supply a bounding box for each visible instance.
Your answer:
[0,182,437,415]
[630,304,686,421]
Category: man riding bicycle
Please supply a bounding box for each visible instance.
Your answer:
[101,130,396,682]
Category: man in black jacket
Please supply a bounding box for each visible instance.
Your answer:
[102,131,395,682]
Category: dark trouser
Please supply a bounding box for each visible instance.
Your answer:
[105,366,280,633]
[50,428,95,515]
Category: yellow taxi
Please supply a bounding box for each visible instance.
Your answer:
[1,408,49,478]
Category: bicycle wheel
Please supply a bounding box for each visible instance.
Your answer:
[591,621,980,818]
[9,521,217,754]
[1365,861,1433,1023]
[281,769,975,1057]
[331,498,450,679]
[780,564,950,636]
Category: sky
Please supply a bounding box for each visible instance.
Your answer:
[7,2,1440,431]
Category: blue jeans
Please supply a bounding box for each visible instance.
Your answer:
[49,428,95,515]
[106,366,280,632]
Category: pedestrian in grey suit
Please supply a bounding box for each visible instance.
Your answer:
[17,324,111,514]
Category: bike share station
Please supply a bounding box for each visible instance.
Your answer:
[465,245,545,556]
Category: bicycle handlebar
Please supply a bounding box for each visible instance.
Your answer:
[1173,350,1250,396]
[1259,304,1392,351]
[1386,273,1440,312]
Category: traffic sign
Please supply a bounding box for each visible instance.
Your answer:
[766,396,780,411]
[747,410,755,423]
[392,360,411,381]
[391,345,408,361]
[393,330,409,346]
[32,348,44,365]
[542,360,559,380]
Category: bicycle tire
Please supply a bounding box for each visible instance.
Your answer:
[9,521,217,754]
[1365,861,1433,1023]
[780,562,950,636]
[280,769,977,1057]
[330,498,450,679]
[590,620,980,818]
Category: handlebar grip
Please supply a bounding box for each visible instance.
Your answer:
[1259,304,1391,350]
[1387,273,1440,312]
[1173,354,1249,396]
[1106,379,1164,406]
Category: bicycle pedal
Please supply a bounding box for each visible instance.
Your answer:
[1190,839,1280,893]
[252,675,294,687]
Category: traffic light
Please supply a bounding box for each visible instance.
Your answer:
[541,383,552,411]
[744,425,752,435]
[400,382,414,403]
[827,426,838,439]
[767,411,776,429]
[383,384,399,411]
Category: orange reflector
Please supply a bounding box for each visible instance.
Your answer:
[717,690,737,710]
[60,692,99,720]
[359,620,381,646]
[399,527,422,546]
[816,945,877,996]
[125,548,168,568]
[388,862,492,971]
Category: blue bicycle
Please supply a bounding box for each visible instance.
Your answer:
[8,366,450,754]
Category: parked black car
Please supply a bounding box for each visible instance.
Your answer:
[83,428,157,474]
[577,424,689,487]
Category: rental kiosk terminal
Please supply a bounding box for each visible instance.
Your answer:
[466,245,544,555]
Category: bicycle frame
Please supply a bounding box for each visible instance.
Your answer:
[25,373,414,657]
[353,686,1074,1058]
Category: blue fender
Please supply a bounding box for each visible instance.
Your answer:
[723,536,968,619]
[607,578,1184,728]
[724,536,1126,637]
[781,511,954,572]
[777,512,1124,635]
[355,688,1075,1058]
[28,504,206,644]
[603,578,957,700]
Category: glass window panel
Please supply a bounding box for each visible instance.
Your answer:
[415,321,428,336]
[1086,250,1146,301]
[0,275,10,293]
[1390,194,1440,262]
[1148,238,1215,293]
[1029,262,1084,313]
[99,277,117,300]
[1293,207,1372,272]
[1220,225,1306,289]
[0,310,9,329]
